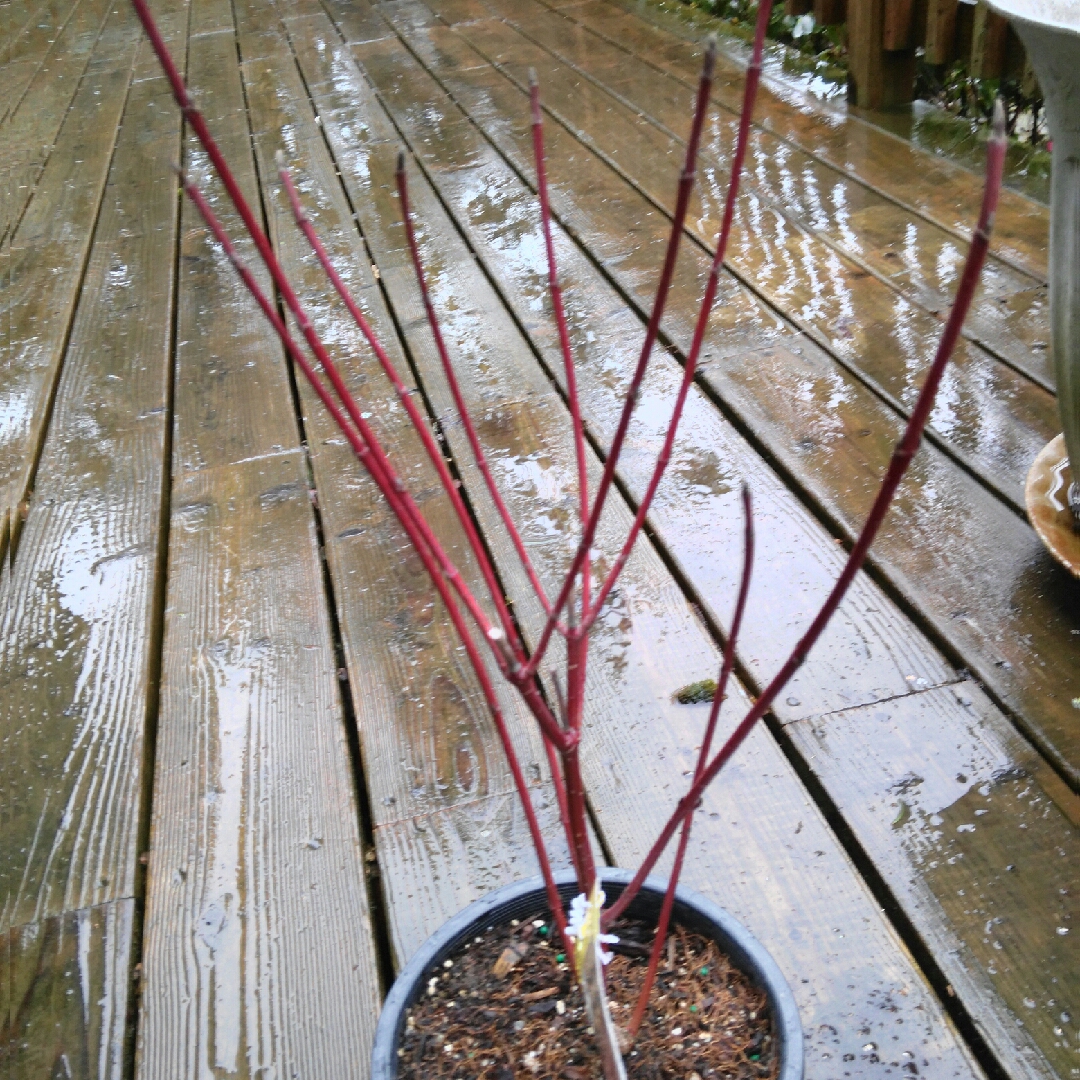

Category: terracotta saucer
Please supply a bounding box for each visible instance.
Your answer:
[1025,434,1080,577]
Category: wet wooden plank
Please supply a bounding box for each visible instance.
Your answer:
[137,455,382,1078]
[472,0,1054,390]
[284,21,984,1076]
[0,72,176,933]
[788,684,1079,1080]
[359,11,1080,788]
[434,11,1056,513]
[0,67,177,1080]
[0,899,135,1079]
[135,15,382,1076]
[0,24,137,552]
[0,0,118,239]
[318,24,1079,1077]
[0,59,40,127]
[580,0,1050,282]
[0,0,97,127]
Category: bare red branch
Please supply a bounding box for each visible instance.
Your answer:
[587,4,772,628]
[626,484,754,1035]
[518,37,719,685]
[394,156,557,626]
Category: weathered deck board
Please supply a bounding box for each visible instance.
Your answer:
[0,63,178,1080]
[362,3,1080,790]
[280,14,984,1076]
[0,0,118,239]
[0,0,88,127]
[0,11,137,554]
[788,683,1079,1080]
[134,15,382,1077]
[580,0,1052,283]
[0,899,135,1078]
[473,0,1055,394]
[0,71,175,931]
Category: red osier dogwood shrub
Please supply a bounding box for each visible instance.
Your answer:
[131,0,1006,1069]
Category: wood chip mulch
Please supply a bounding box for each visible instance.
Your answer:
[397,912,780,1079]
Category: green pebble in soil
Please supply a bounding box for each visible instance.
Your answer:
[675,679,718,704]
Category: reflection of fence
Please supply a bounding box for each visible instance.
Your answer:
[783,0,1034,110]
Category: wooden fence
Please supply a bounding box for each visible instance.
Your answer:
[783,0,1034,110]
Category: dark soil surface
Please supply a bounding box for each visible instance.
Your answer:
[397,912,779,1079]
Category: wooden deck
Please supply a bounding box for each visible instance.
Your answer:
[1,0,1077,1076]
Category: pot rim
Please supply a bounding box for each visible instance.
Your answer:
[372,867,804,1080]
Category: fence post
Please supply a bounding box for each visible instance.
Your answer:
[970,0,1009,77]
[814,0,848,25]
[848,0,918,108]
[925,0,959,63]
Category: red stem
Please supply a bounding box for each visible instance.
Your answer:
[395,156,558,626]
[561,615,596,892]
[531,72,591,545]
[586,4,771,628]
[543,736,579,881]
[531,73,591,656]
[626,485,753,1036]
[519,37,718,684]
[604,102,1007,928]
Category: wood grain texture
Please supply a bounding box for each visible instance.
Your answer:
[358,8,1080,788]
[0,71,177,932]
[0,0,90,127]
[136,11,382,1076]
[925,0,960,63]
[788,683,1079,1080]
[138,455,382,1079]
[282,20,983,1076]
[0,899,134,1079]
[0,28,137,555]
[0,0,118,238]
[882,0,916,50]
[167,32,299,471]
[969,1,1009,80]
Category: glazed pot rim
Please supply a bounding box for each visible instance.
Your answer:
[372,867,804,1080]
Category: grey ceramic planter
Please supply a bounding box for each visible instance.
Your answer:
[372,868,804,1079]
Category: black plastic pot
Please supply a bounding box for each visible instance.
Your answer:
[372,867,804,1079]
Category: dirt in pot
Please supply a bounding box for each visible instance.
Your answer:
[397,914,779,1079]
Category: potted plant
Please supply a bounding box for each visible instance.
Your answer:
[129,0,1006,1074]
